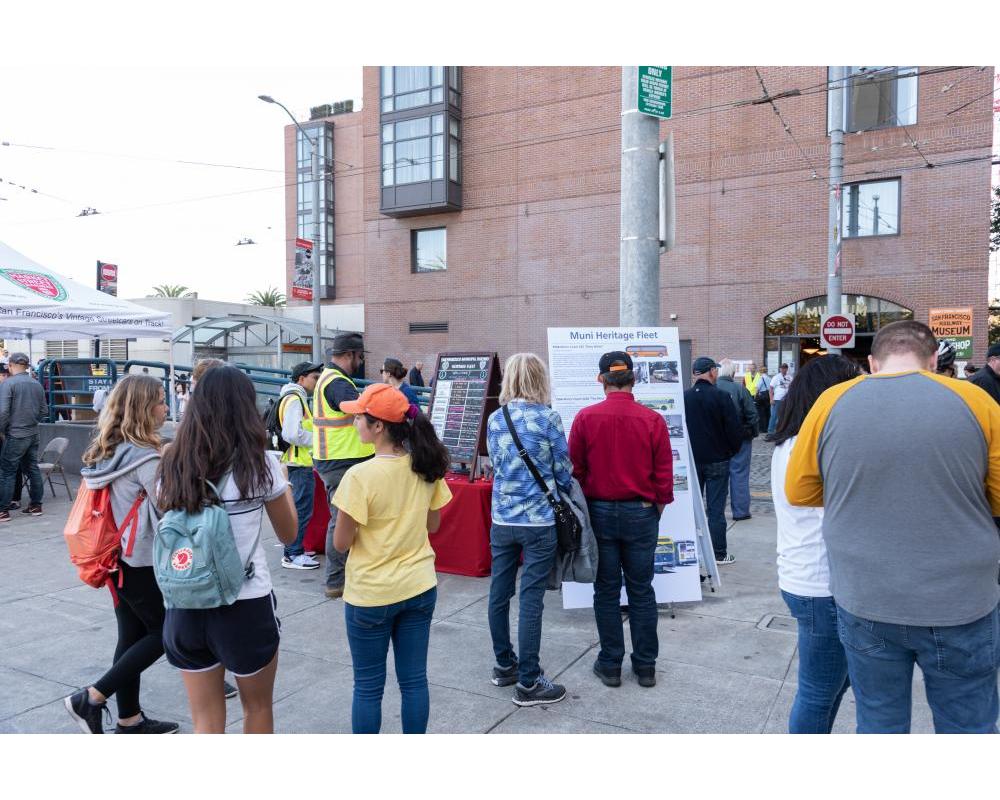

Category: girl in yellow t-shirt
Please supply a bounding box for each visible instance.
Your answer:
[332,383,452,734]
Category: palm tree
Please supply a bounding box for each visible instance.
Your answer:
[150,284,195,298]
[246,287,286,307]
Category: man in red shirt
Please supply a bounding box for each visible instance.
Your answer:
[568,351,673,689]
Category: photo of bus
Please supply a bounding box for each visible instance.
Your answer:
[676,540,698,566]
[626,345,668,358]
[673,465,688,492]
[654,536,676,574]
[666,414,684,438]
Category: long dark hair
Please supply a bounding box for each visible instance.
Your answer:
[364,409,450,483]
[772,356,862,446]
[158,366,271,512]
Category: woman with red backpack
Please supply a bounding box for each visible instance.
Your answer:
[64,374,179,734]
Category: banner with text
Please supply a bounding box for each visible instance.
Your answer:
[548,327,702,607]
[929,307,973,359]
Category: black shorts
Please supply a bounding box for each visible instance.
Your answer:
[163,593,280,677]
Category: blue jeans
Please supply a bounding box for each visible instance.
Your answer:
[728,439,753,518]
[0,434,43,509]
[344,586,437,734]
[837,604,1000,733]
[781,591,850,733]
[590,500,660,671]
[284,466,315,559]
[768,400,783,435]
[696,460,730,559]
[488,523,557,687]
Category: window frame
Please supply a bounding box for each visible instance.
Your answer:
[827,67,918,134]
[411,227,448,274]
[841,177,902,239]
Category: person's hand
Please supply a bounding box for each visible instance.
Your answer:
[656,503,666,517]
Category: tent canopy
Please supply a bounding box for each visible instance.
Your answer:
[0,241,170,340]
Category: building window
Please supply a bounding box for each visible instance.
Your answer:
[295,124,335,297]
[381,66,445,113]
[382,115,448,187]
[842,179,900,237]
[412,228,447,273]
[828,67,918,133]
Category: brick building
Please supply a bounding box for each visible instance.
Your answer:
[285,66,996,376]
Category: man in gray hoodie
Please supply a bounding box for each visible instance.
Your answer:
[0,353,48,521]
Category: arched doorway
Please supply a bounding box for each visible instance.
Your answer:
[763,295,913,373]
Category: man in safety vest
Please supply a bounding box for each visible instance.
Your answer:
[279,361,324,571]
[313,333,375,598]
[743,362,770,435]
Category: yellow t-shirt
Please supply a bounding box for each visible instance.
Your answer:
[332,454,453,607]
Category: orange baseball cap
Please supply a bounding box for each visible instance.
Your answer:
[339,383,410,423]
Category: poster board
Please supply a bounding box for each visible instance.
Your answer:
[548,327,703,607]
[427,352,500,475]
[929,307,973,359]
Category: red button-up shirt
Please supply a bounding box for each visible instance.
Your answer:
[568,392,674,506]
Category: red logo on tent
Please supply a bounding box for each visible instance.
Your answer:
[0,269,68,301]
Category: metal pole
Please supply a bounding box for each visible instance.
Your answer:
[826,66,846,354]
[311,142,322,364]
[620,66,662,327]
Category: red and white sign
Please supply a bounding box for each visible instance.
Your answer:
[292,238,313,301]
[820,313,856,350]
[101,263,117,282]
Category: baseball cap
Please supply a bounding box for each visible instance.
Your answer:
[598,351,634,379]
[692,356,720,375]
[987,343,1000,359]
[290,361,323,381]
[339,383,411,423]
[9,352,30,367]
[325,332,367,358]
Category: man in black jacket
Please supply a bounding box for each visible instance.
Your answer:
[715,359,758,522]
[969,344,1000,405]
[0,353,47,521]
[684,357,743,565]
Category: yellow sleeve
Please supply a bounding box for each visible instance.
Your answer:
[925,373,1000,514]
[785,376,865,507]
[331,466,369,525]
[429,479,453,511]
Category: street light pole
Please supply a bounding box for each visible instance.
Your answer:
[826,67,846,355]
[259,95,323,364]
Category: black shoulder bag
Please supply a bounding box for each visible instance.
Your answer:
[501,405,581,553]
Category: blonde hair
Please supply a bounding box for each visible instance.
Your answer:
[83,375,163,465]
[499,353,551,406]
[191,357,225,385]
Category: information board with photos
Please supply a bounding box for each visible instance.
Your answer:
[428,352,500,471]
[548,327,702,606]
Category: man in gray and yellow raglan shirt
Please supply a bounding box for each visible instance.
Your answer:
[787,320,1000,734]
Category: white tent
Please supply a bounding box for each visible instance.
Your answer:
[0,241,170,342]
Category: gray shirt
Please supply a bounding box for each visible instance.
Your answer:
[0,373,47,438]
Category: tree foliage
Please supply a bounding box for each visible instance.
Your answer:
[150,285,195,298]
[246,287,286,307]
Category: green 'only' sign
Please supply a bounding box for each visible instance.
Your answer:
[637,66,672,119]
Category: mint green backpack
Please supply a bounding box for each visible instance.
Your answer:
[153,478,259,609]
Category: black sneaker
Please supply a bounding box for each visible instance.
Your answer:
[512,674,567,707]
[115,714,179,734]
[635,667,657,688]
[224,680,238,699]
[491,660,519,687]
[23,504,43,516]
[7,501,19,511]
[593,660,622,687]
[64,689,108,734]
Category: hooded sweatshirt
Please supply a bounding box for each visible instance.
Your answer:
[81,442,161,568]
[279,382,313,452]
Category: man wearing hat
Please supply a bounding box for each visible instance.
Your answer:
[278,361,325,570]
[313,333,375,597]
[568,351,674,688]
[0,352,47,521]
[969,343,1000,405]
[683,357,743,565]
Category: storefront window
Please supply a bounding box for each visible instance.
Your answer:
[878,300,913,326]
[764,295,912,343]
[765,303,796,335]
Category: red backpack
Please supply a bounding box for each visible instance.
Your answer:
[64,482,145,604]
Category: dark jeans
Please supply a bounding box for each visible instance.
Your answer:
[755,398,770,435]
[728,439,753,519]
[589,500,660,671]
[837,603,1000,733]
[488,523,557,687]
[315,459,353,588]
[344,586,437,734]
[92,563,166,719]
[781,591,850,733]
[285,466,315,559]
[696,460,730,558]
[0,434,43,509]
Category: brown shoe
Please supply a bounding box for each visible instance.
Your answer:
[324,585,344,599]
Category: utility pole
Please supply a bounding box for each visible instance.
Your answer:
[826,66,846,354]
[620,66,662,327]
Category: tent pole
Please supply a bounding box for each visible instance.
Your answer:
[168,338,176,422]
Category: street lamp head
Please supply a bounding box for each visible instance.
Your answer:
[258,95,276,104]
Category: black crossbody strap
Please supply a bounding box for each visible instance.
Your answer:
[502,405,560,510]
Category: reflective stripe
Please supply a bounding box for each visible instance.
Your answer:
[312,368,374,461]
[279,393,313,468]
[313,417,355,428]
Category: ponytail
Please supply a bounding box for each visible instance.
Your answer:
[364,408,450,483]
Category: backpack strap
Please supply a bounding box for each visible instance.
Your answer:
[120,489,147,558]
[206,474,260,580]
[501,405,562,511]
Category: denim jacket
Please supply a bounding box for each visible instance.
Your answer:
[486,401,574,526]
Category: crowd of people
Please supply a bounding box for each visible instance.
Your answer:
[6,319,996,735]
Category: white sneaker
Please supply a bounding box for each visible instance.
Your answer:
[716,554,736,566]
[304,550,317,557]
[282,554,320,570]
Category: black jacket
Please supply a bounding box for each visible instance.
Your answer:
[716,376,759,440]
[408,367,425,388]
[969,364,1000,406]
[684,378,744,465]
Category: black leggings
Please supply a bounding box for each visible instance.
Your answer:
[92,562,166,719]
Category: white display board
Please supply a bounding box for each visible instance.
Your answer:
[547,327,703,607]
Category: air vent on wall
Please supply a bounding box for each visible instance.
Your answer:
[409,322,449,334]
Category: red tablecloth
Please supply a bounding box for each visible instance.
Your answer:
[303,470,492,577]
[432,474,493,577]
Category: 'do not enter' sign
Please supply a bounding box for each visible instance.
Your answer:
[820,313,856,350]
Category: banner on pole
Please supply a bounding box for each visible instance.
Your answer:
[292,238,313,301]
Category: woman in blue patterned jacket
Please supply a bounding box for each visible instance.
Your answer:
[485,353,573,708]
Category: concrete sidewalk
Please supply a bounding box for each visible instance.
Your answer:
[0,441,946,733]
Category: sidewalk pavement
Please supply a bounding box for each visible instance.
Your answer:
[0,440,948,733]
